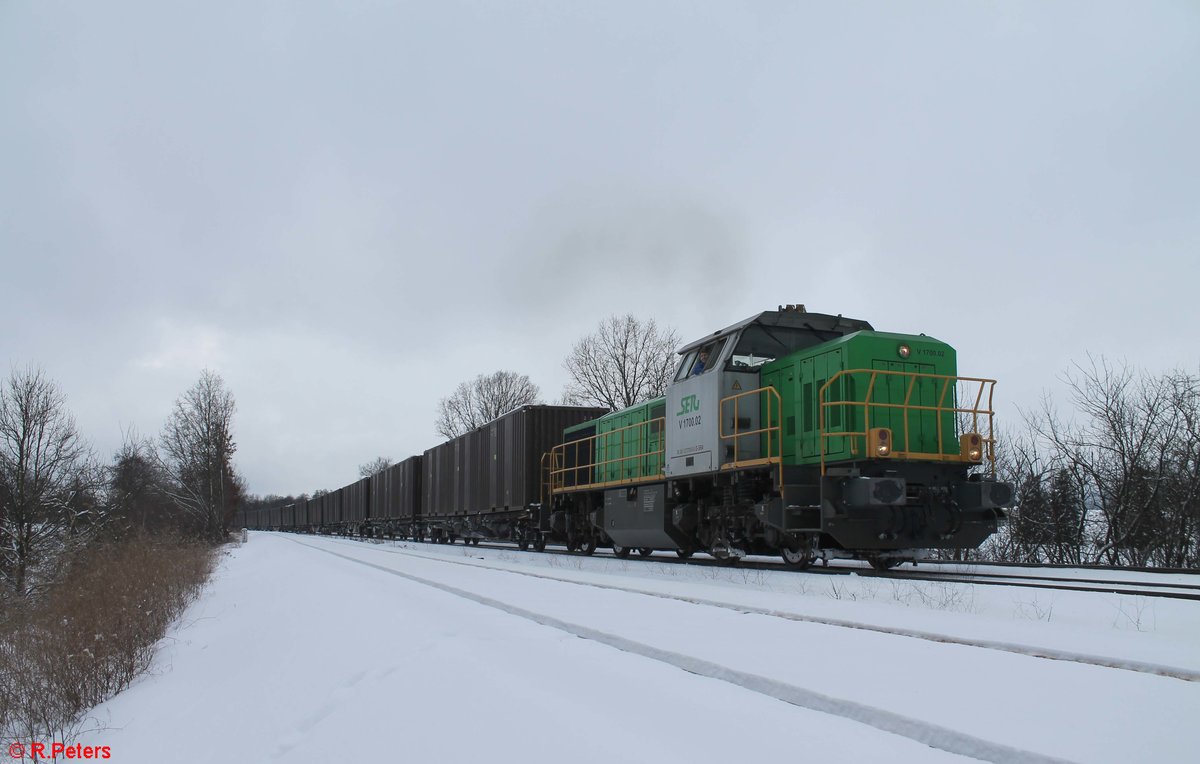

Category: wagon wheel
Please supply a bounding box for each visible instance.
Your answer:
[676,548,694,559]
[471,538,480,546]
[637,547,653,558]
[868,555,903,571]
[612,544,632,559]
[533,534,547,553]
[518,536,530,551]
[781,545,813,570]
[580,536,597,556]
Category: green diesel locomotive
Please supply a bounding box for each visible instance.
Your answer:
[545,305,1014,569]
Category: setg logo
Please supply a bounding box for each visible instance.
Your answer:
[676,395,700,417]
[676,395,702,430]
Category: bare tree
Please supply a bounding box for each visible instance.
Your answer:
[436,371,541,438]
[107,431,173,536]
[358,456,392,478]
[1161,371,1200,567]
[1022,358,1200,567]
[562,314,680,409]
[0,367,96,597]
[159,370,242,541]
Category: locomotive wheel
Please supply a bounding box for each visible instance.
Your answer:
[612,544,631,558]
[580,537,597,556]
[676,548,694,559]
[533,535,547,553]
[781,545,813,570]
[471,538,480,546]
[637,547,653,558]
[518,536,530,551]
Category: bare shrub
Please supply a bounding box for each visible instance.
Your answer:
[0,534,216,744]
[903,581,978,613]
[827,580,858,601]
[1013,595,1056,622]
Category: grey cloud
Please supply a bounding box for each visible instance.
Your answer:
[1,0,1196,494]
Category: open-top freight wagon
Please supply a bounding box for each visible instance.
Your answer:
[417,404,607,544]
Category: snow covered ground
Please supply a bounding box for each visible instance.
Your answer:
[74,533,1199,763]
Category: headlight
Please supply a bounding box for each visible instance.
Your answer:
[960,433,984,462]
[897,344,911,359]
[869,427,892,457]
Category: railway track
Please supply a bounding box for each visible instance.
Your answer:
[348,533,1200,602]
[308,535,1200,684]
[916,558,1200,576]
[863,566,1200,601]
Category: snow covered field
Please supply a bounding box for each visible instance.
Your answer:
[78,533,1199,763]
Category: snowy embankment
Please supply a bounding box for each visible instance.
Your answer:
[80,534,1198,763]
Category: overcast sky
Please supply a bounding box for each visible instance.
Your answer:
[2,1,1197,496]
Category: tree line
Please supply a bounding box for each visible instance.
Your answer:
[0,367,242,601]
[985,359,1199,568]
[433,314,678,439]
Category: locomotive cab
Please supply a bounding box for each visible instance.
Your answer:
[664,307,871,478]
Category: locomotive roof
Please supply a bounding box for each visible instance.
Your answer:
[677,309,873,354]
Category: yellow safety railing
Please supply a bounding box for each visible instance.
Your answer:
[818,370,998,476]
[546,417,666,497]
[719,386,783,486]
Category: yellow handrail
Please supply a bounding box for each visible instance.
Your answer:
[719,386,783,487]
[546,417,666,495]
[817,369,998,477]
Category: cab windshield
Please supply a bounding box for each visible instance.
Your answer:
[727,325,823,370]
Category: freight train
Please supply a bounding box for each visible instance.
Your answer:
[242,306,1014,569]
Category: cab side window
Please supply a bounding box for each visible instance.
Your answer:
[675,351,698,382]
[676,337,730,380]
[689,338,727,377]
